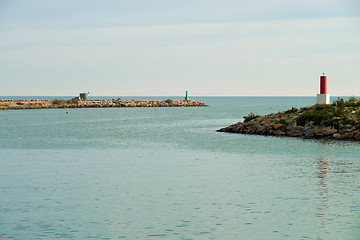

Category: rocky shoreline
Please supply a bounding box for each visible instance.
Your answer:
[218,97,360,141]
[0,98,206,110]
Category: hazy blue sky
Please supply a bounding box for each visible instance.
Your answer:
[0,0,359,96]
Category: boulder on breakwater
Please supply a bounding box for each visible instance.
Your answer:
[0,98,206,110]
[217,97,360,141]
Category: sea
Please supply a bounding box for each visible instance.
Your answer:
[0,96,359,240]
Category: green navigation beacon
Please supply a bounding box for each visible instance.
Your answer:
[185,91,189,100]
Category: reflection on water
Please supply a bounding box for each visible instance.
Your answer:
[317,157,330,232]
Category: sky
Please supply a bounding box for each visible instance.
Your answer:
[0,0,359,96]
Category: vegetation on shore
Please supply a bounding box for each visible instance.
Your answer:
[218,97,360,141]
[295,97,359,129]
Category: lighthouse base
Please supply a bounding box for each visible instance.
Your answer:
[317,94,330,105]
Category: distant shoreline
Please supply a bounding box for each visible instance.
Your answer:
[0,99,206,110]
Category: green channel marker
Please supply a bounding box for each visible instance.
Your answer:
[185,91,189,100]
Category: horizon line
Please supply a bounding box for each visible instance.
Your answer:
[0,95,358,98]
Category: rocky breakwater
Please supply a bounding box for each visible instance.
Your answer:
[217,97,360,141]
[0,98,206,110]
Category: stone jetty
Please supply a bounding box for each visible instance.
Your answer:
[218,97,360,141]
[0,98,206,110]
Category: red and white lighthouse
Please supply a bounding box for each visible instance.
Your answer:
[317,73,330,104]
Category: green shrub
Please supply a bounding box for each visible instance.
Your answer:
[243,112,260,122]
[345,96,360,107]
[296,108,333,126]
[67,98,79,104]
[348,96,357,102]
[333,98,345,108]
[279,119,287,125]
[165,99,174,105]
[284,107,298,114]
[296,101,357,129]
[53,98,66,105]
[325,118,340,129]
[315,104,333,111]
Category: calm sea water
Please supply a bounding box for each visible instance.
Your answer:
[0,97,359,240]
